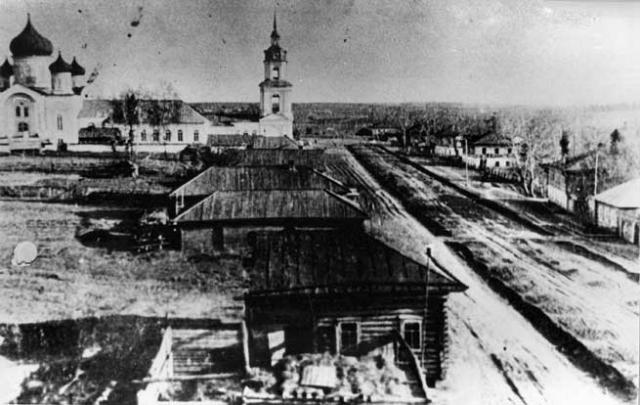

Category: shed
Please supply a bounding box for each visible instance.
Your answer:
[244,229,467,386]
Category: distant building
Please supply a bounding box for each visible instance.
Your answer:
[594,178,640,243]
[244,228,467,386]
[0,15,86,151]
[463,133,516,169]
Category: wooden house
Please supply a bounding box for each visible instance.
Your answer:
[168,165,347,217]
[244,229,467,387]
[464,132,516,169]
[173,189,366,255]
[594,178,640,242]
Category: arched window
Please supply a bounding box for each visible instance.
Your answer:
[271,94,280,114]
[152,129,160,142]
[165,129,171,142]
[15,106,20,117]
[193,130,199,143]
[272,66,280,80]
[140,129,147,141]
[24,107,29,118]
[18,122,29,132]
[177,129,183,142]
[57,115,63,130]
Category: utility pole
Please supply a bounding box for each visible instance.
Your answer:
[422,245,432,368]
[465,138,469,187]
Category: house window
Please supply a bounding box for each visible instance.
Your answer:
[24,107,29,117]
[165,129,171,142]
[508,148,512,154]
[15,106,20,117]
[141,130,147,141]
[193,130,199,143]
[272,66,280,80]
[17,122,28,132]
[495,161,500,167]
[152,129,160,142]
[339,322,359,352]
[271,94,280,114]
[403,321,421,350]
[482,147,487,155]
[57,115,63,131]
[494,148,499,155]
[178,129,183,142]
[506,161,510,167]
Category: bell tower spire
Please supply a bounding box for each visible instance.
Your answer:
[271,10,280,46]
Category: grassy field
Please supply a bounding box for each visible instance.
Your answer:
[0,200,244,324]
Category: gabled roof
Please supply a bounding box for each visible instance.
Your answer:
[595,178,640,209]
[169,165,347,197]
[174,189,366,224]
[472,132,512,146]
[246,229,467,295]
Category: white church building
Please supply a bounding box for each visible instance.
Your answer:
[0,14,86,151]
[0,13,294,153]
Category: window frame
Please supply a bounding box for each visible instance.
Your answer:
[177,129,183,142]
[271,94,280,114]
[15,106,21,117]
[57,115,63,131]
[338,322,359,353]
[402,320,422,350]
[193,130,199,143]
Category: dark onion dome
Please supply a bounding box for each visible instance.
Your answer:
[70,57,85,76]
[49,52,72,73]
[0,58,13,77]
[10,14,54,57]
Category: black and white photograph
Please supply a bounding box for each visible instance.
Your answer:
[0,0,637,404]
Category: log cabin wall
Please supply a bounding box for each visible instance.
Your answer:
[246,293,448,385]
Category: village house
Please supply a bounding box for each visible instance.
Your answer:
[173,189,366,255]
[168,164,348,217]
[594,178,640,243]
[243,228,467,387]
[207,133,299,153]
[225,148,328,168]
[463,132,516,169]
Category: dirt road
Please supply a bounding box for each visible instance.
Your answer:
[325,146,636,404]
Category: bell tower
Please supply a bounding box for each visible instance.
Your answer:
[259,11,293,137]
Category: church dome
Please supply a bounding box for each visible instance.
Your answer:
[0,58,13,77]
[10,15,54,58]
[70,57,85,76]
[49,52,72,73]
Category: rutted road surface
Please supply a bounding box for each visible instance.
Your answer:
[324,146,636,404]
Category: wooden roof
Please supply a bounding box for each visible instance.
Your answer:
[174,189,366,224]
[228,149,326,168]
[169,166,346,197]
[246,229,467,295]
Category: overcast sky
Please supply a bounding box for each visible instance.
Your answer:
[0,0,638,106]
